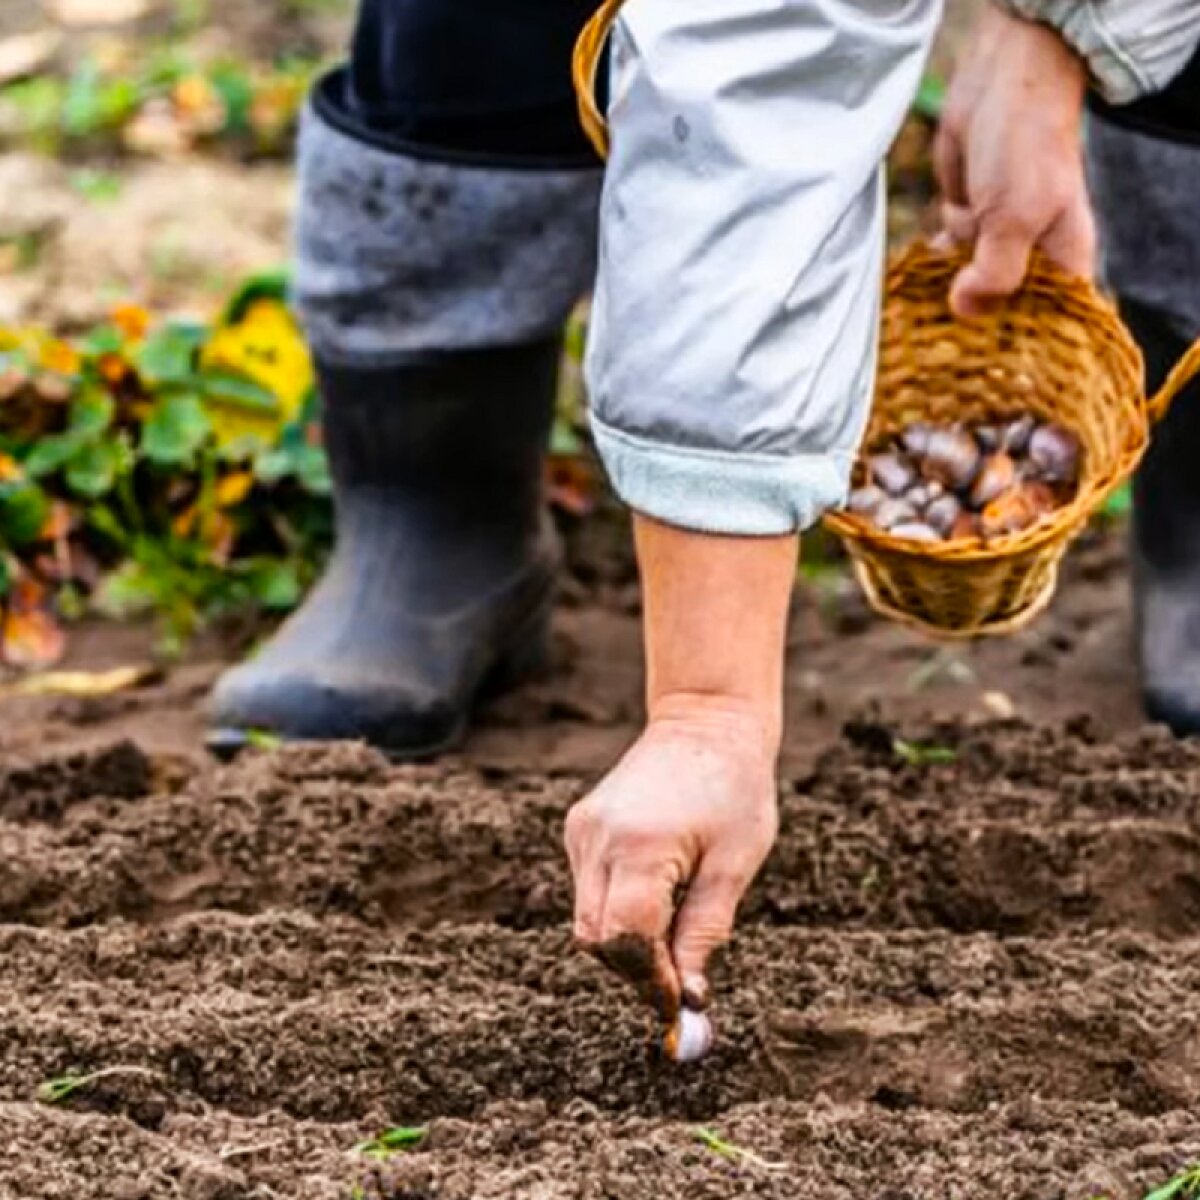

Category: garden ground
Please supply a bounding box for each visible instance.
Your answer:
[3,522,1200,1199]
[2,0,1199,1196]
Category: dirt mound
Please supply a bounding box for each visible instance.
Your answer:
[5,719,1200,941]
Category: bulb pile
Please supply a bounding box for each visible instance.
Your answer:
[845,416,1082,543]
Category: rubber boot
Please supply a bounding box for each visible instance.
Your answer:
[1126,301,1200,735]
[208,339,561,756]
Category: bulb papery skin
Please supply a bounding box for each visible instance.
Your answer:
[665,1009,714,1064]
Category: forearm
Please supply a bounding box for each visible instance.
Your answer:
[991,0,1200,102]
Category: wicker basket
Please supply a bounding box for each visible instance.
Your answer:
[823,243,1200,636]
[572,5,1200,637]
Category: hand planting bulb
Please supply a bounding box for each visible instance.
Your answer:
[665,1007,714,1064]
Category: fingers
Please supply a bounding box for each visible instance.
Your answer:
[939,201,977,248]
[570,850,608,947]
[932,124,967,209]
[565,801,683,1020]
[1037,192,1097,281]
[949,191,1096,320]
[950,214,1036,319]
[671,855,749,1010]
[596,862,681,1020]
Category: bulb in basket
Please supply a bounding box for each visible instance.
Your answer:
[845,417,1082,543]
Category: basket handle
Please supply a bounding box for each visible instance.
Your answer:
[1147,336,1200,425]
[573,0,623,160]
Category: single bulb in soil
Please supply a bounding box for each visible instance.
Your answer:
[665,1008,714,1064]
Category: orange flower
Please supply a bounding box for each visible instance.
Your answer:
[97,352,129,384]
[39,501,72,542]
[172,75,226,134]
[2,576,66,670]
[111,303,152,342]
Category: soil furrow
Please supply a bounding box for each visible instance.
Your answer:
[2,916,1197,1124]
[2,726,1200,938]
[4,1097,1199,1200]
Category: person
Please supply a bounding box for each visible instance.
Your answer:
[210,0,1200,1028]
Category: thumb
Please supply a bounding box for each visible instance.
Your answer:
[951,215,1035,319]
[671,857,746,1009]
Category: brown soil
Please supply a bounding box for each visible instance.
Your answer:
[1,521,1198,1198]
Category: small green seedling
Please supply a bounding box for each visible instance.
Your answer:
[352,1127,428,1162]
[892,738,958,767]
[1145,1165,1200,1200]
[691,1127,787,1172]
[244,728,284,750]
[37,1065,158,1104]
[913,74,946,121]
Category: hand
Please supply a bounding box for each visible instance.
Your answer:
[934,3,1096,317]
[564,700,778,1022]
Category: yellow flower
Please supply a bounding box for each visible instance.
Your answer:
[200,298,314,449]
[37,337,81,378]
[214,470,254,508]
[249,78,304,140]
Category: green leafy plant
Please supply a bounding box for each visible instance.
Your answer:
[352,1127,428,1162]
[0,278,331,663]
[913,74,946,121]
[0,50,320,160]
[892,737,958,766]
[37,1065,160,1104]
[1101,481,1133,520]
[1145,1166,1200,1200]
[691,1126,786,1172]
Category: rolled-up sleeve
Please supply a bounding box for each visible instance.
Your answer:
[994,0,1200,104]
[584,0,942,536]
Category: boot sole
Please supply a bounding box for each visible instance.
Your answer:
[205,589,554,764]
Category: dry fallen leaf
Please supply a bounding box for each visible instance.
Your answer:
[0,29,61,86]
[980,690,1016,720]
[45,0,151,26]
[5,664,162,697]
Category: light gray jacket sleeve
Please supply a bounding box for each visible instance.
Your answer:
[994,0,1200,103]
[585,0,943,535]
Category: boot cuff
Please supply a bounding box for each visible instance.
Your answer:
[293,91,601,365]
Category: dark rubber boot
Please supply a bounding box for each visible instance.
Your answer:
[1127,301,1200,735]
[208,338,561,756]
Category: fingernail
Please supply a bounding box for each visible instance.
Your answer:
[681,973,710,1011]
